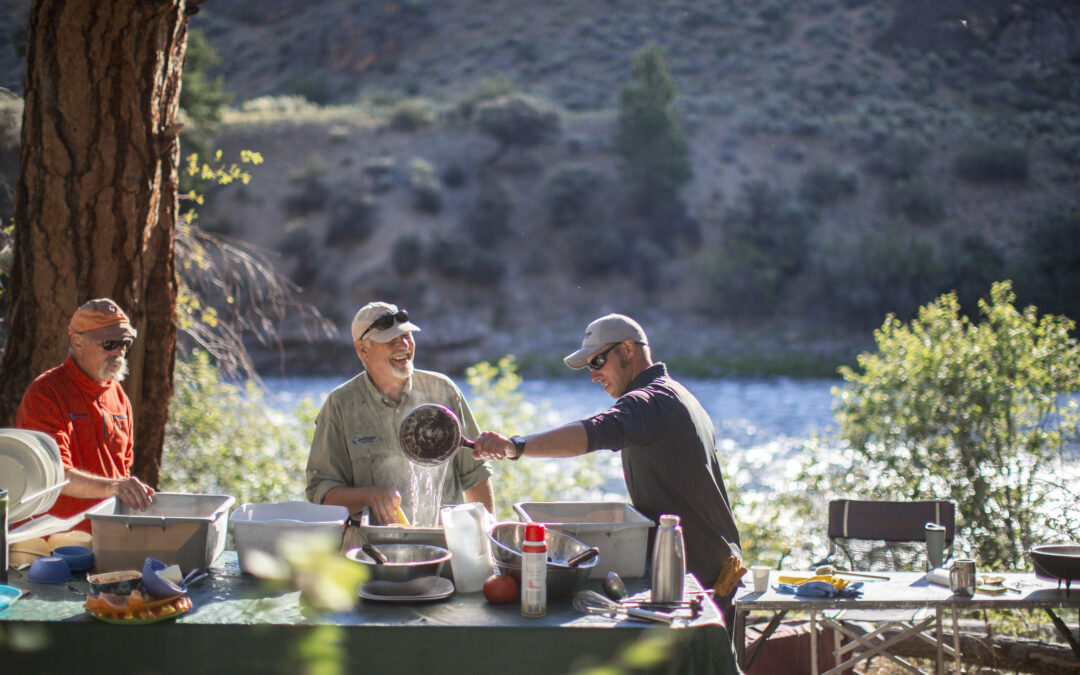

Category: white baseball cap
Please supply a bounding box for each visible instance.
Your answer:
[563,314,648,369]
[350,302,421,342]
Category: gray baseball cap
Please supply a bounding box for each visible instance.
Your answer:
[350,302,421,342]
[564,314,648,369]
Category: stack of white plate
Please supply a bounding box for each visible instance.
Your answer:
[0,428,64,522]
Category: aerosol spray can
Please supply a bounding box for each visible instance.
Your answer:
[651,514,685,604]
[521,523,547,617]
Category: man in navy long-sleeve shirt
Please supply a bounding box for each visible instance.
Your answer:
[473,314,742,621]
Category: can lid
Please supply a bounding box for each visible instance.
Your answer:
[524,523,545,542]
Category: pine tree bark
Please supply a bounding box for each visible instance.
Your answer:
[0,0,194,488]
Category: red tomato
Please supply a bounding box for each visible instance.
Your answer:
[483,574,519,604]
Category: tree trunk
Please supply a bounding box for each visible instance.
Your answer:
[0,0,193,488]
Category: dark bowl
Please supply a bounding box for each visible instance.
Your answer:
[1029,544,1080,581]
[52,545,94,573]
[345,544,452,584]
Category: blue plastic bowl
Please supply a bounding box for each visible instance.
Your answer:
[27,556,71,584]
[52,545,94,572]
[141,558,184,598]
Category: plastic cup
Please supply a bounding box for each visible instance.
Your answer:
[751,565,771,594]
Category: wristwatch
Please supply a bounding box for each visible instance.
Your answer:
[509,435,526,461]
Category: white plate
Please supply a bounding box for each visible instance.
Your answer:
[0,430,61,521]
[0,454,29,508]
[8,430,62,515]
[359,576,455,603]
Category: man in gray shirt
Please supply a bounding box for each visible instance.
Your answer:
[473,314,741,617]
[306,302,493,525]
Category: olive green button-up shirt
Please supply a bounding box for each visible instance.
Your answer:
[304,369,491,522]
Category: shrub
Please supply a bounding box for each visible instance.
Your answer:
[391,234,425,276]
[866,134,930,180]
[1012,206,1080,320]
[429,235,507,285]
[390,98,437,132]
[462,178,513,245]
[284,154,331,215]
[324,193,377,246]
[277,224,320,287]
[726,179,816,278]
[454,76,516,120]
[162,351,313,504]
[571,222,626,279]
[544,166,602,230]
[798,165,858,206]
[954,142,1029,183]
[834,281,1080,567]
[695,240,786,317]
[885,178,945,225]
[409,159,442,214]
[474,93,561,163]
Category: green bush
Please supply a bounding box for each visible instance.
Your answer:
[462,178,513,246]
[409,159,443,214]
[284,155,331,215]
[474,93,561,163]
[954,142,1029,183]
[798,165,858,206]
[726,179,816,278]
[161,351,315,504]
[429,235,507,285]
[391,233,425,276]
[390,98,437,132]
[695,240,786,317]
[544,166,602,230]
[941,232,1005,316]
[885,178,945,225]
[571,222,625,279]
[866,134,930,180]
[1012,206,1080,320]
[453,76,517,120]
[324,193,377,246]
[833,282,1080,568]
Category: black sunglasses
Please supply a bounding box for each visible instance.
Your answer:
[100,338,133,353]
[358,309,409,341]
[587,343,620,371]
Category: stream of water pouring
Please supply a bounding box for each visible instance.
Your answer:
[404,462,450,527]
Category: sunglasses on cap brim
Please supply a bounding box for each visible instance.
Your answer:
[358,309,410,342]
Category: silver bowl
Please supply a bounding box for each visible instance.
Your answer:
[346,544,452,583]
[487,522,597,598]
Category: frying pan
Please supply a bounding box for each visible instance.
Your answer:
[399,403,474,467]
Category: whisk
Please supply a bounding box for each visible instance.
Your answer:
[572,590,673,624]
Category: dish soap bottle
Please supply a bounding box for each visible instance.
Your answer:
[521,523,547,617]
[651,514,685,604]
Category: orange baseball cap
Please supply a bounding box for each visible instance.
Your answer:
[67,298,137,341]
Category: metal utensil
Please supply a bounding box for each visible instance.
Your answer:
[814,564,890,580]
[361,544,389,565]
[565,547,599,568]
[399,404,474,467]
[573,590,673,624]
[603,571,628,601]
[17,480,69,506]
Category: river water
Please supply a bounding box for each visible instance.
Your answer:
[262,374,841,502]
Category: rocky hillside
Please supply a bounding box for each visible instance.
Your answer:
[2,1,1078,377]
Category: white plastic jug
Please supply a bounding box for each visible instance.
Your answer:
[440,503,494,593]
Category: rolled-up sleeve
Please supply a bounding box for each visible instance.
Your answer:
[305,400,351,505]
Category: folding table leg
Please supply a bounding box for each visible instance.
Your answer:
[935,608,943,675]
[811,609,818,675]
[952,609,961,673]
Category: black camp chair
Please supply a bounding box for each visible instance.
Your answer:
[813,499,957,675]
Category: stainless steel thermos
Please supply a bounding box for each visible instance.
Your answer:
[651,514,685,604]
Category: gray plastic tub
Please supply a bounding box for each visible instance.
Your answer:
[86,492,235,574]
[513,501,654,579]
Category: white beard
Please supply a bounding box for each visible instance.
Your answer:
[99,356,129,383]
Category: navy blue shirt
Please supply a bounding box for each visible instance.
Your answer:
[581,363,741,587]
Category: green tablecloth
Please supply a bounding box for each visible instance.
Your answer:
[1,552,738,674]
